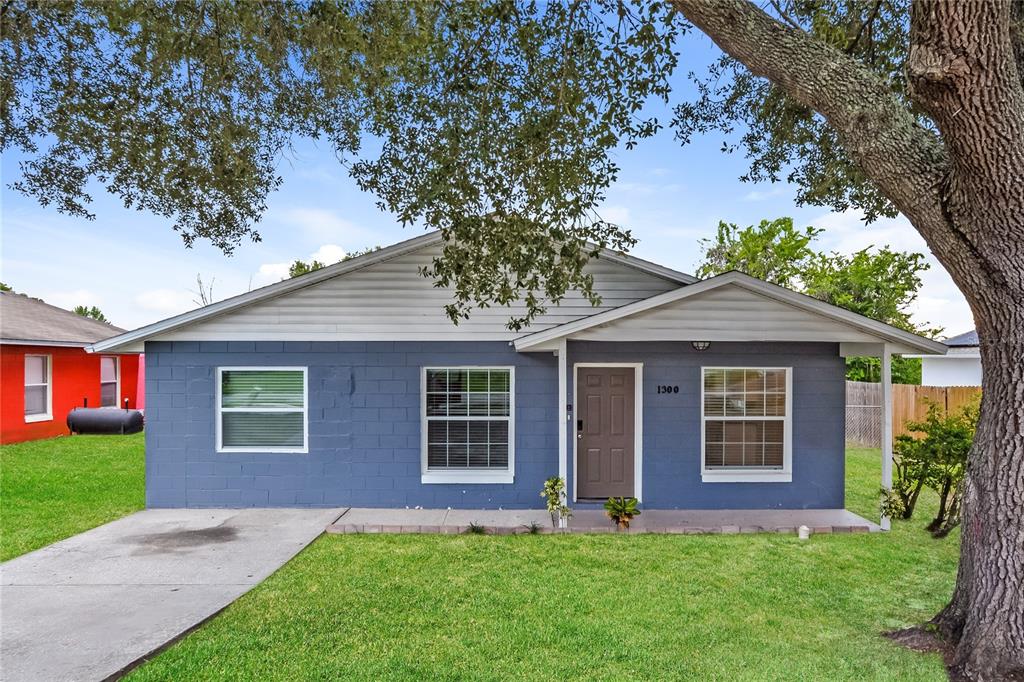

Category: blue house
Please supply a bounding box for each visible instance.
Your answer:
[90,232,945,513]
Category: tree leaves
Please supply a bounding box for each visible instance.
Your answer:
[2,0,683,328]
[672,0,916,222]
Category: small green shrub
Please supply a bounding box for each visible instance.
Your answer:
[603,497,641,530]
[465,523,488,535]
[888,434,930,519]
[540,476,572,528]
[885,398,978,538]
[879,487,906,520]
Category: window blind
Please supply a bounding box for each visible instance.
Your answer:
[425,368,511,470]
[219,369,306,451]
[703,368,787,469]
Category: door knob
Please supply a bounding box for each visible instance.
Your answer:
[577,434,583,440]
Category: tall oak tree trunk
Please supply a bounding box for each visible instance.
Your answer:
[672,1,1024,679]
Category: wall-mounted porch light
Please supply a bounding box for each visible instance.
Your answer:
[691,341,711,351]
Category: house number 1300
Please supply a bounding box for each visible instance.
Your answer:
[656,385,679,394]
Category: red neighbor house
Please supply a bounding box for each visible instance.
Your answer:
[1,292,142,444]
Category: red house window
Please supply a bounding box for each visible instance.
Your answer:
[24,355,52,422]
[100,357,119,407]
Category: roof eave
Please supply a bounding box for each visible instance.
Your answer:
[1,339,92,348]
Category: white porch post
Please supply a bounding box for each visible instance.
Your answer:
[880,344,893,531]
[557,338,568,528]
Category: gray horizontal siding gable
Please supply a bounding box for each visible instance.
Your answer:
[152,244,682,342]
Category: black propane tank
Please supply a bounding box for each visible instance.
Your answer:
[67,407,144,435]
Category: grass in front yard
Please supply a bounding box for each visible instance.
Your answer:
[129,448,959,681]
[1,433,144,561]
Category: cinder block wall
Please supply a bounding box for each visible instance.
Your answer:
[566,341,847,509]
[145,339,845,510]
[144,341,558,508]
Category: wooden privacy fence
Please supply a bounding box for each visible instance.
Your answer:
[845,381,982,447]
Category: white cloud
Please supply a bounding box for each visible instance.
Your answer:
[254,262,291,286]
[271,207,371,243]
[294,165,344,184]
[599,205,632,225]
[42,288,102,311]
[742,185,789,202]
[812,210,929,254]
[134,289,197,315]
[253,243,350,287]
[811,209,974,334]
[309,244,348,263]
[610,181,685,197]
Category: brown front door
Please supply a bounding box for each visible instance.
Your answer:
[576,366,636,499]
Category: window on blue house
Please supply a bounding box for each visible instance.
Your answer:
[701,367,792,482]
[422,367,514,484]
[217,368,307,453]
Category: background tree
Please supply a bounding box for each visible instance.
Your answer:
[288,260,327,278]
[190,274,215,308]
[2,2,1021,676]
[696,217,936,384]
[72,305,108,323]
[696,217,820,285]
[287,247,380,279]
[0,283,13,292]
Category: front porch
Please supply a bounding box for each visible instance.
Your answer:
[326,506,880,534]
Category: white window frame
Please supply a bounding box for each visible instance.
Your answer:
[24,354,53,423]
[100,356,120,408]
[215,366,308,454]
[700,366,793,483]
[420,366,515,484]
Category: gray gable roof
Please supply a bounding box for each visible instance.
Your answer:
[89,230,696,353]
[0,292,125,346]
[944,329,979,347]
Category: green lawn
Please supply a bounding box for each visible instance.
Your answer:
[128,447,959,681]
[0,433,145,561]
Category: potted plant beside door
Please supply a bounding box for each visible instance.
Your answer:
[604,497,641,531]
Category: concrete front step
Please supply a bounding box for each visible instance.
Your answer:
[324,507,880,536]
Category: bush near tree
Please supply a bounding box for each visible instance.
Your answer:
[886,398,979,538]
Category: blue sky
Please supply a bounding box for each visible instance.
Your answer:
[0,32,973,336]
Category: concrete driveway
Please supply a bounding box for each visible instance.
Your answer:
[1,508,342,682]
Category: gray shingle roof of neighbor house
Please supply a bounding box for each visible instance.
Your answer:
[0,291,125,346]
[943,329,979,347]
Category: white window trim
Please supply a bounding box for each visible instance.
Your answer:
[700,366,793,483]
[571,363,644,503]
[24,354,53,423]
[100,356,120,408]
[215,366,309,454]
[420,366,515,484]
